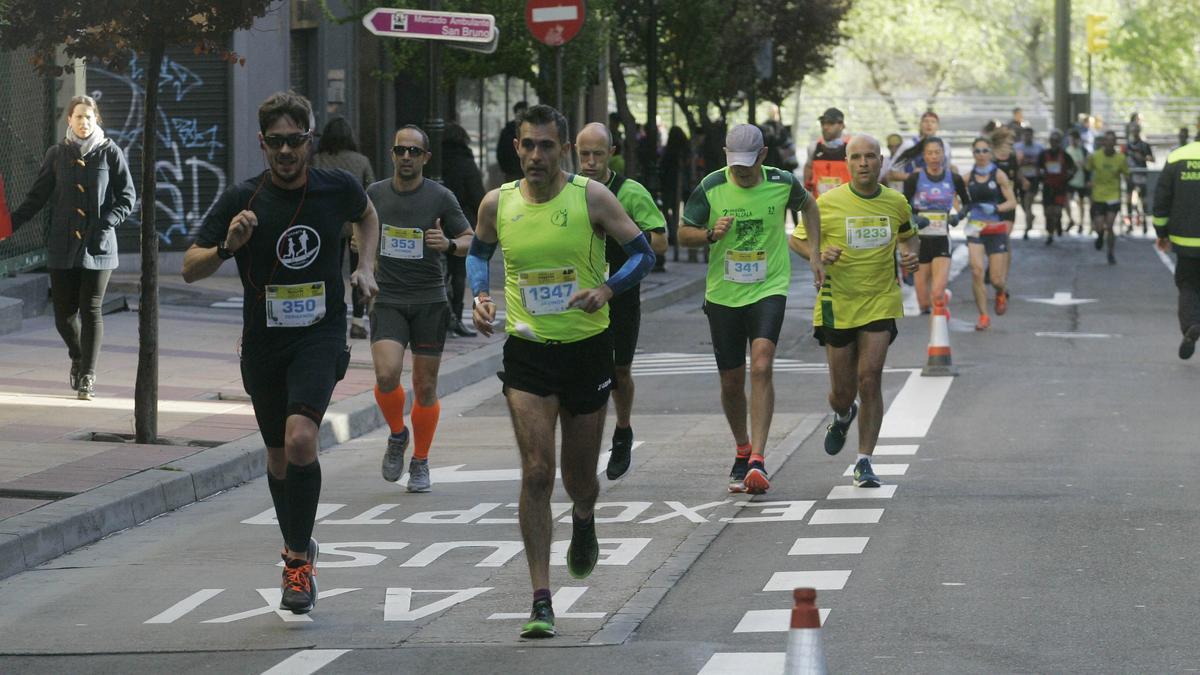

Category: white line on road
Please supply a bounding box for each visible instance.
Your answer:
[874,444,919,455]
[763,570,851,591]
[144,589,223,624]
[808,508,884,525]
[788,537,869,556]
[698,652,784,674]
[733,608,831,632]
[843,463,909,477]
[261,649,350,675]
[0,392,253,415]
[879,369,953,438]
[1156,245,1176,273]
[826,485,898,500]
[1035,331,1118,339]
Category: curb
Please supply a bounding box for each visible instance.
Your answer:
[0,271,706,582]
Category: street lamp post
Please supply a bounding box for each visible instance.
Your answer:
[425,0,445,182]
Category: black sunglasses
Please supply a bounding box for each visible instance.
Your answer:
[263,133,311,149]
[393,145,428,157]
[972,147,991,154]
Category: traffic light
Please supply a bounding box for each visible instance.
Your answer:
[1086,14,1109,54]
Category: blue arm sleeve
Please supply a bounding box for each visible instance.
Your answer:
[605,233,655,297]
[467,237,497,297]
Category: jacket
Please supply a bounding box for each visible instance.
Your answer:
[1153,141,1200,258]
[10,138,136,270]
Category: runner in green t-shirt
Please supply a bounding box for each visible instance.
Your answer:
[576,122,668,480]
[1086,130,1130,264]
[680,123,823,495]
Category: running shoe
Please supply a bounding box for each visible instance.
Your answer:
[1108,253,1117,265]
[1094,232,1104,250]
[744,460,770,495]
[406,457,431,493]
[280,537,319,566]
[280,557,317,614]
[77,374,95,401]
[69,359,81,390]
[824,402,858,455]
[975,314,991,331]
[349,323,368,340]
[995,290,1008,316]
[520,599,556,638]
[566,511,599,579]
[1180,325,1200,360]
[853,457,881,488]
[381,428,409,482]
[728,455,750,493]
[606,432,633,480]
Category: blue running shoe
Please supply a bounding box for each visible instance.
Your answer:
[824,402,858,455]
[853,456,881,488]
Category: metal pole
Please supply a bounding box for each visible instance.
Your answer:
[425,0,445,182]
[645,0,658,190]
[479,78,486,170]
[1054,0,1070,132]
[1087,53,1092,117]
[555,48,563,110]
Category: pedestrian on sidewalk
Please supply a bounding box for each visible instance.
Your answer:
[370,124,474,493]
[440,122,485,338]
[1152,136,1200,359]
[8,95,135,400]
[311,116,375,339]
[182,91,380,615]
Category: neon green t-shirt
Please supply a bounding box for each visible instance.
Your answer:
[682,166,810,308]
[802,183,914,329]
[1086,150,1129,204]
[497,174,608,343]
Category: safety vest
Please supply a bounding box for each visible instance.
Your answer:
[808,136,852,196]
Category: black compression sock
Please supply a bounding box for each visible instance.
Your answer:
[285,460,322,554]
[267,473,290,546]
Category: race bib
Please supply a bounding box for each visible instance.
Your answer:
[1045,161,1062,174]
[265,282,326,328]
[723,250,767,283]
[921,212,949,237]
[381,225,423,259]
[1020,165,1038,177]
[846,216,892,250]
[817,176,842,195]
[518,268,576,315]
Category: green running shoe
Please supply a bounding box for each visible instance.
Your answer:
[520,598,556,638]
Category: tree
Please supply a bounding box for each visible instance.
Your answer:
[0,1,274,443]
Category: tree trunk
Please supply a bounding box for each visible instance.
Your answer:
[134,39,163,445]
[608,42,640,178]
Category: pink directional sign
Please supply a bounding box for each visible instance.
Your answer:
[362,8,495,43]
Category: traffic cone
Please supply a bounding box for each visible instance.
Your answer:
[783,588,827,675]
[921,295,957,377]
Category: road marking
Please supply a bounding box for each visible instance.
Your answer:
[144,589,223,624]
[763,570,851,591]
[1026,291,1097,306]
[698,652,784,674]
[843,463,908,477]
[629,352,912,377]
[1035,331,1118,339]
[0,392,252,415]
[384,587,491,621]
[202,588,360,624]
[399,540,524,568]
[488,586,604,620]
[874,444,919,455]
[399,446,634,485]
[826,485,898,500]
[788,537,869,556]
[261,649,350,675]
[1156,246,1176,273]
[733,608,831,633]
[879,370,952,438]
[808,508,883,525]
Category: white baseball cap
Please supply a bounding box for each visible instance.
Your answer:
[725,124,764,167]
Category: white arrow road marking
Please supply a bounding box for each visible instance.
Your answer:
[144,589,224,624]
[400,443,641,485]
[261,650,350,675]
[1026,291,1097,306]
[202,588,360,624]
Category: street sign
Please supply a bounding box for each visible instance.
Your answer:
[525,0,586,47]
[1086,14,1109,54]
[362,7,495,44]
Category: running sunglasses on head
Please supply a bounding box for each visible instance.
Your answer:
[263,133,312,149]
[393,145,428,157]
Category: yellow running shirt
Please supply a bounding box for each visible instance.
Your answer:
[796,183,914,329]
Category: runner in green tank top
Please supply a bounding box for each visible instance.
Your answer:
[466,105,654,639]
[680,124,823,495]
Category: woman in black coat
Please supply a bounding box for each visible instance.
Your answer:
[440,123,485,337]
[10,95,135,400]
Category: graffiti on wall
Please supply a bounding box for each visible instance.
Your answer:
[89,52,227,249]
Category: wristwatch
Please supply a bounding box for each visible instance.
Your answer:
[216,243,235,260]
[447,239,458,254]
[706,230,717,244]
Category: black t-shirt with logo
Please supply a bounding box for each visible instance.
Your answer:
[196,168,368,347]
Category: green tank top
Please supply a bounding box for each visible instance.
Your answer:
[497,173,608,343]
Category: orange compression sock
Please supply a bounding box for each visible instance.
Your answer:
[410,400,441,460]
[374,385,407,435]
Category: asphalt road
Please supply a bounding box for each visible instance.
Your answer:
[1,232,1196,674]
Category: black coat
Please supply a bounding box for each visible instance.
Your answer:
[11,139,135,270]
[441,140,486,227]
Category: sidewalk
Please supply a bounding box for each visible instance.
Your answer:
[0,259,706,580]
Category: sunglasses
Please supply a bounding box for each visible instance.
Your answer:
[393,145,428,157]
[263,133,311,149]
[972,147,991,154]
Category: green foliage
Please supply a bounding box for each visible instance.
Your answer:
[1101,1,1200,97]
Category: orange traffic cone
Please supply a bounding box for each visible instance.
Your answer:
[921,296,957,377]
[783,588,827,675]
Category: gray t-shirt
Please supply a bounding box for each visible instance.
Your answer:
[367,177,471,305]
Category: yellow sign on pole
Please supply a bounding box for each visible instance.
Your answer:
[1086,14,1109,54]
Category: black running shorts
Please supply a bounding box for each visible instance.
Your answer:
[241,335,345,448]
[814,318,898,349]
[370,301,450,355]
[968,233,1010,256]
[703,294,787,371]
[499,330,614,415]
[918,236,951,263]
[609,291,641,368]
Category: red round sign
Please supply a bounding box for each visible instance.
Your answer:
[525,0,586,47]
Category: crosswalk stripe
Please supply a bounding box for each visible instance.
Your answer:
[808,508,884,525]
[842,463,909,477]
[733,608,831,633]
[874,444,919,455]
[788,537,869,556]
[826,485,898,500]
[261,649,350,675]
[698,652,784,674]
[763,570,851,592]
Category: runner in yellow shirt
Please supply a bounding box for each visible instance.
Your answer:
[1086,130,1130,264]
[790,135,919,488]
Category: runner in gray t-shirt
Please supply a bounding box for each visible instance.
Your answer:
[368,125,473,494]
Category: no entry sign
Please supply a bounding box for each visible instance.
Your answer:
[525,0,586,47]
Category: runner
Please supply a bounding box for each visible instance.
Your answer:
[887,111,952,184]
[1152,136,1200,359]
[370,125,474,492]
[1013,127,1044,239]
[1122,125,1155,234]
[182,92,380,614]
[1036,130,1077,245]
[1065,129,1090,233]
[902,137,969,314]
[804,108,852,198]
[467,104,654,639]
[574,122,668,480]
[963,136,1018,330]
[990,126,1021,283]
[792,135,918,488]
[1085,130,1130,264]
[680,123,822,495]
